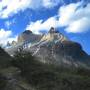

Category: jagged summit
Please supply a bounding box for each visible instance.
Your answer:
[5,27,90,69]
[49,27,59,34]
[40,27,68,42]
[23,30,32,34]
[18,30,42,43]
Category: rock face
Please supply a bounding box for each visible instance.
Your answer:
[2,27,90,90]
[5,27,90,69]
[18,30,42,43]
[29,27,90,69]
[0,47,35,90]
[40,27,67,42]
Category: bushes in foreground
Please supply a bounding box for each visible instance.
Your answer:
[12,51,90,90]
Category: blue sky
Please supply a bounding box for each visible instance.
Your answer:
[0,0,90,54]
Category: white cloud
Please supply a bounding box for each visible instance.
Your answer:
[1,0,87,33]
[5,21,12,29]
[0,0,61,18]
[58,2,90,33]
[5,19,16,29]
[65,17,90,33]
[26,17,58,34]
[58,3,79,26]
[43,0,61,8]
[0,0,32,18]
[0,29,17,45]
[26,1,90,34]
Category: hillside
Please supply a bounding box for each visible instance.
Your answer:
[0,47,90,90]
[5,27,90,69]
[1,27,90,90]
[0,47,11,68]
[25,27,90,69]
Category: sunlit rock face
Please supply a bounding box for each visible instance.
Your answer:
[41,27,68,42]
[29,27,90,69]
[5,27,90,69]
[18,30,42,43]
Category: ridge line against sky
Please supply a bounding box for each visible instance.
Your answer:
[0,0,90,54]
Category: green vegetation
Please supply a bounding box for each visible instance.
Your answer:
[12,51,90,90]
[0,74,7,89]
[0,46,90,90]
[0,47,11,68]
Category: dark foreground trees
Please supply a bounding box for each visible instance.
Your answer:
[11,51,90,90]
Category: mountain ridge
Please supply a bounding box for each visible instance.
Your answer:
[0,27,90,90]
[5,27,90,69]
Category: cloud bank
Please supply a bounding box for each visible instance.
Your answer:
[1,0,89,34]
[26,17,58,34]
[26,2,90,34]
[0,29,17,46]
[0,0,90,45]
[0,0,62,18]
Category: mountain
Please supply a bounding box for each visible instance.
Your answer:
[18,30,42,43]
[40,27,68,42]
[1,27,90,90]
[1,48,90,90]
[5,27,90,69]
[28,27,90,69]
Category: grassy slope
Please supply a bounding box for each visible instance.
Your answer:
[12,51,90,90]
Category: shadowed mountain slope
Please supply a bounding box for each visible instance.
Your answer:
[0,47,11,68]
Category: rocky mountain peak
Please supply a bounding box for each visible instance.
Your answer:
[40,27,68,42]
[22,30,32,34]
[18,30,42,43]
[5,27,90,69]
[48,27,59,34]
